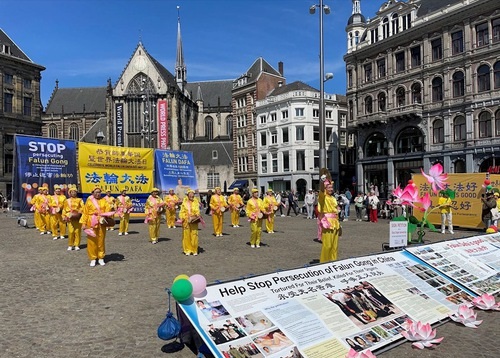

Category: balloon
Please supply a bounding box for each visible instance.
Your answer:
[171,279,193,302]
[189,274,207,296]
[174,274,189,283]
[484,179,491,185]
[487,185,493,191]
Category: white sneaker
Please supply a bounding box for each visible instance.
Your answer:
[449,231,454,234]
[52,236,58,240]
[110,228,115,231]
[152,240,158,244]
[60,236,65,239]
[74,246,80,251]
[98,259,105,266]
[281,214,285,217]
[124,232,128,235]
[256,245,261,248]
[40,232,45,235]
[90,260,96,267]
[118,232,123,236]
[193,253,198,256]
[251,245,255,248]
[67,246,72,251]
[441,231,445,234]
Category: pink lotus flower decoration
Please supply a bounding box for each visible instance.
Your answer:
[471,293,500,311]
[84,228,96,237]
[346,348,377,358]
[420,163,448,194]
[400,319,444,349]
[449,304,483,328]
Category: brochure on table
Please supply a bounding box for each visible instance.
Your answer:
[177,250,479,358]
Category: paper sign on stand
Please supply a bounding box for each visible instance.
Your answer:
[390,221,408,248]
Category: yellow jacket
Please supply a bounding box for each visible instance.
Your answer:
[80,197,112,228]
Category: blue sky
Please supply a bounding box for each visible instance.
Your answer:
[2,0,381,107]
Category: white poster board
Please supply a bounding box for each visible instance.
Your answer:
[389,221,408,248]
[178,251,476,358]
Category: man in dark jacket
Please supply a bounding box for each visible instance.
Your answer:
[287,191,298,216]
[481,191,497,230]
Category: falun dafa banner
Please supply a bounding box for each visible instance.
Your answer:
[412,173,500,229]
[78,142,154,194]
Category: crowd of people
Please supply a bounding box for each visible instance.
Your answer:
[27,176,496,269]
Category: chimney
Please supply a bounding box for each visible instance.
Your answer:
[278,61,284,76]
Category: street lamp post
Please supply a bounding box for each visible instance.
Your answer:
[310,0,331,171]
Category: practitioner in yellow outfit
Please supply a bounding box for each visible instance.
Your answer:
[36,187,53,235]
[164,188,180,229]
[144,188,165,244]
[30,187,44,232]
[227,188,244,227]
[62,186,84,251]
[80,187,113,267]
[209,186,228,237]
[116,189,133,236]
[103,190,117,231]
[179,189,201,255]
[318,175,341,263]
[246,188,266,248]
[438,190,454,234]
[263,189,278,234]
[50,184,67,240]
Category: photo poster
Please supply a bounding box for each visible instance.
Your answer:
[405,235,500,295]
[177,251,474,358]
[412,173,500,229]
[77,142,154,216]
[13,135,77,213]
[154,150,197,200]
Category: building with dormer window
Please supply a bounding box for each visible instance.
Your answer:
[0,28,45,197]
[344,0,500,196]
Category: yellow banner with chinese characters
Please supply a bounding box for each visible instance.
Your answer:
[412,173,500,229]
[78,142,154,194]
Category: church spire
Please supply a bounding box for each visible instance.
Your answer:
[175,5,187,90]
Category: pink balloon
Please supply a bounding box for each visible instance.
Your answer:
[189,274,207,296]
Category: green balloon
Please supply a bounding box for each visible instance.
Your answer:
[487,185,493,190]
[171,279,193,302]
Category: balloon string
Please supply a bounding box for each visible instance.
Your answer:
[165,287,172,312]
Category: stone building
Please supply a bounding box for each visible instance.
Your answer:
[255,81,347,196]
[344,0,500,196]
[231,58,286,190]
[41,15,234,190]
[0,28,45,197]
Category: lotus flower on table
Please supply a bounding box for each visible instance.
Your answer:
[346,348,377,358]
[449,304,483,328]
[400,319,444,349]
[471,293,500,311]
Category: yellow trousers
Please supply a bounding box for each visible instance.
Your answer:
[86,225,106,260]
[166,209,177,228]
[182,223,199,254]
[230,209,240,226]
[320,228,339,263]
[67,219,82,247]
[265,213,275,232]
[51,213,66,236]
[34,211,42,231]
[250,219,263,246]
[37,212,49,232]
[148,217,160,241]
[212,213,223,235]
[119,213,130,233]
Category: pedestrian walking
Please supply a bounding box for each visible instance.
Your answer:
[287,191,298,216]
[305,189,315,219]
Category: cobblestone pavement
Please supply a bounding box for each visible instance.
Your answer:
[0,210,498,358]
